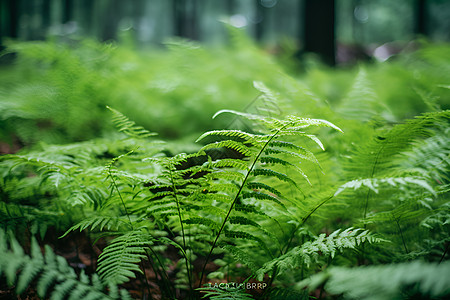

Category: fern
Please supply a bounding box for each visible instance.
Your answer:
[346,110,450,179]
[60,215,131,238]
[337,68,392,121]
[335,176,436,196]
[0,229,131,300]
[96,229,154,285]
[107,106,157,139]
[195,109,342,286]
[197,284,254,300]
[255,228,385,281]
[299,260,450,300]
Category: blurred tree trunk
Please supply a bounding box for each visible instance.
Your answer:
[41,0,51,38]
[1,0,19,38]
[304,0,336,65]
[62,0,73,23]
[173,0,199,40]
[102,0,121,41]
[414,0,427,36]
[0,0,19,52]
[255,0,266,42]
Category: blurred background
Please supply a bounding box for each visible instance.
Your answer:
[0,0,449,150]
[1,0,450,65]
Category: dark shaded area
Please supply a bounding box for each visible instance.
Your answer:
[304,0,336,65]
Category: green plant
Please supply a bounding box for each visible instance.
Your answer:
[298,260,450,300]
[0,229,132,300]
[1,35,449,299]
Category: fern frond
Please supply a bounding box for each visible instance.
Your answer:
[241,191,285,208]
[421,201,450,229]
[220,244,259,272]
[196,130,258,143]
[251,168,298,188]
[255,228,385,280]
[210,159,249,170]
[183,217,221,232]
[61,216,130,238]
[224,230,269,253]
[200,140,253,157]
[197,284,254,300]
[259,156,311,184]
[299,260,450,300]
[348,110,450,178]
[268,140,318,160]
[335,176,436,196]
[212,109,268,122]
[97,229,154,285]
[0,230,131,299]
[208,170,246,182]
[280,115,343,133]
[263,147,319,165]
[107,106,156,138]
[337,68,389,121]
[245,182,282,197]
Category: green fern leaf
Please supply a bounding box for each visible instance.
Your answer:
[97,229,154,285]
[251,168,298,188]
[220,244,259,272]
[107,106,156,138]
[335,176,436,196]
[241,190,285,208]
[0,230,131,299]
[183,217,221,232]
[196,129,257,143]
[255,228,385,281]
[210,159,249,170]
[245,182,282,197]
[61,216,129,238]
[200,140,253,157]
[299,260,450,300]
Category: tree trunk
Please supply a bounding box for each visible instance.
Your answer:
[304,0,336,65]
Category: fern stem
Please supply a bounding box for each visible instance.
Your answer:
[146,248,175,299]
[139,261,153,300]
[107,168,133,229]
[198,126,285,288]
[168,167,193,297]
[395,218,409,254]
[262,265,278,300]
[283,195,334,255]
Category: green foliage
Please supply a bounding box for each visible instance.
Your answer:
[97,229,154,284]
[299,260,450,300]
[1,34,450,299]
[0,229,132,300]
[197,285,254,300]
[255,228,385,281]
[106,106,157,139]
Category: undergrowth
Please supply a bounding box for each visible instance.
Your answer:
[0,31,449,299]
